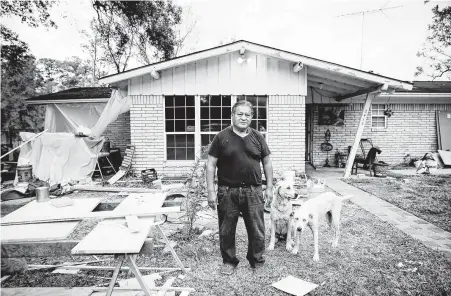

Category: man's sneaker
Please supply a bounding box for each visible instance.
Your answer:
[220,263,235,275]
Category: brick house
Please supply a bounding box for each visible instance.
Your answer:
[29,40,451,177]
[100,40,438,177]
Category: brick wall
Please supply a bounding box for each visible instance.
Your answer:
[130,95,194,177]
[311,103,451,167]
[103,111,131,155]
[268,95,306,173]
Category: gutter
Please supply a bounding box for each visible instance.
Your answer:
[26,98,111,105]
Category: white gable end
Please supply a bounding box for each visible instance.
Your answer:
[128,50,307,96]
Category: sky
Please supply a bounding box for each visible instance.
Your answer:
[2,0,450,81]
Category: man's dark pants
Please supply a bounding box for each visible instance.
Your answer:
[216,185,265,268]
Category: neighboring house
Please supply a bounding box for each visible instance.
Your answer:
[26,87,131,155]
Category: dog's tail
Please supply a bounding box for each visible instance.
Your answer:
[338,194,353,201]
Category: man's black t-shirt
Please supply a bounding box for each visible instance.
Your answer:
[208,127,271,187]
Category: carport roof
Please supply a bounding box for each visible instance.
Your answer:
[99,40,413,101]
[27,87,113,104]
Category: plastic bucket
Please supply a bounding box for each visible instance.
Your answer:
[16,165,32,183]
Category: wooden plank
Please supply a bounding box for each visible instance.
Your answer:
[343,93,373,178]
[1,239,155,257]
[1,198,101,224]
[71,217,156,255]
[1,206,181,226]
[71,186,159,193]
[1,288,93,296]
[1,222,79,243]
[113,193,167,215]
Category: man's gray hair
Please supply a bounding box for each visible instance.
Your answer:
[232,100,254,115]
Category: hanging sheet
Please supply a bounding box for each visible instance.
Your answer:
[17,89,131,185]
[17,132,104,186]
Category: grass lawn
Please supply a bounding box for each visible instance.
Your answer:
[344,174,451,232]
[4,200,451,295]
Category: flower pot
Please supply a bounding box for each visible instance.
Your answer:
[373,162,389,177]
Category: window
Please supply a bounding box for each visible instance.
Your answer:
[200,95,232,159]
[237,95,268,135]
[371,104,387,128]
[165,96,195,160]
[164,95,269,161]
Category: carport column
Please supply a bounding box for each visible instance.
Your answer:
[129,95,165,175]
[267,95,306,174]
[343,92,374,178]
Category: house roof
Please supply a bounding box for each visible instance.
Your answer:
[99,40,413,99]
[26,87,113,104]
[408,81,451,93]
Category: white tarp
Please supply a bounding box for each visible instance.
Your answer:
[17,132,104,186]
[44,89,131,136]
[17,89,131,185]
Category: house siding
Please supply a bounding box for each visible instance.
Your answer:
[311,103,451,167]
[128,51,307,96]
[103,111,130,155]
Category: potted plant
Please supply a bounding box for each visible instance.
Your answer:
[384,107,394,118]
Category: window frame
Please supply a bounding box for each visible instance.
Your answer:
[163,95,270,162]
[371,104,387,129]
[164,95,196,162]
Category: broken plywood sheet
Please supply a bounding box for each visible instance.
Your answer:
[113,193,167,215]
[272,275,318,296]
[71,217,155,255]
[1,221,79,243]
[1,288,92,296]
[1,198,101,224]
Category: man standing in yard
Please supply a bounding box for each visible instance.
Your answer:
[206,100,273,275]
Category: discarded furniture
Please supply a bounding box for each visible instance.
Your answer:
[107,145,135,184]
[359,138,373,159]
[352,146,381,177]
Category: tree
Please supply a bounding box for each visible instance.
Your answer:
[1,26,42,138]
[0,0,56,28]
[91,0,182,73]
[35,57,95,94]
[415,5,451,80]
[1,0,57,140]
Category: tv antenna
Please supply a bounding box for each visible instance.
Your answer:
[337,1,403,69]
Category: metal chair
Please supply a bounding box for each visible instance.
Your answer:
[352,146,381,176]
[92,141,117,181]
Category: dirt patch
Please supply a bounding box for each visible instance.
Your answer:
[344,175,451,232]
